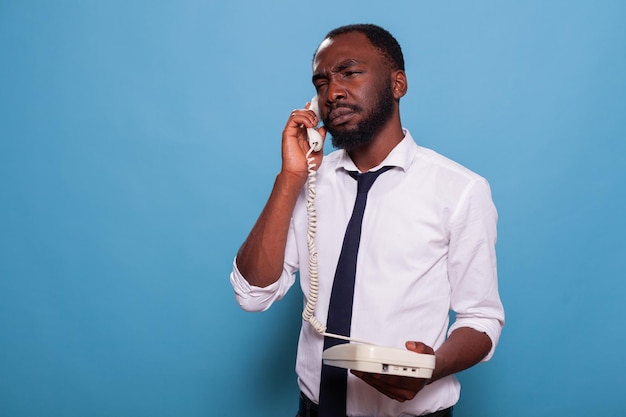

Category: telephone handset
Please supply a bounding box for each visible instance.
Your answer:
[306,96,323,152]
[301,97,436,379]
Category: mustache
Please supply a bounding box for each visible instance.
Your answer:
[324,103,363,121]
[329,103,361,113]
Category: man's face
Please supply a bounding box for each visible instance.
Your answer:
[312,32,396,151]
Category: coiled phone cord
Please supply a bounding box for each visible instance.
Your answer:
[301,147,370,345]
[302,146,325,333]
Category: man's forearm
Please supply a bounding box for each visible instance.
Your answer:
[430,327,492,383]
[236,170,305,288]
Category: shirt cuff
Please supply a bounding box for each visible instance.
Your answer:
[447,316,504,362]
[230,257,285,312]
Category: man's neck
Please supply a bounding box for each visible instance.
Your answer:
[347,118,404,172]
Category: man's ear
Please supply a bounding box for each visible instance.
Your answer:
[392,70,408,99]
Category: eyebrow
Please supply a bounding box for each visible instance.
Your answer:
[312,59,362,84]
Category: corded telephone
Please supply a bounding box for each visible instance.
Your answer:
[301,97,436,379]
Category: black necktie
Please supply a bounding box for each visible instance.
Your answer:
[318,166,393,417]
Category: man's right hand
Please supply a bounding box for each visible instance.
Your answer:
[281,103,326,182]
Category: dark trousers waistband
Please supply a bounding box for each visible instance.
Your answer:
[298,391,453,417]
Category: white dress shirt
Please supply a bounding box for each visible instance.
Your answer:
[230,130,505,416]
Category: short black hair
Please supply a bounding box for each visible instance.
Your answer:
[320,23,405,71]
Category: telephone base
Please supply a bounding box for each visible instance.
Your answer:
[322,343,436,379]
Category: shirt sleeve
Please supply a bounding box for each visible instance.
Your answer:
[446,177,505,361]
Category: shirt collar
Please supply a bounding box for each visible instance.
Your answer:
[335,129,418,173]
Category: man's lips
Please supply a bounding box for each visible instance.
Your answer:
[328,106,358,125]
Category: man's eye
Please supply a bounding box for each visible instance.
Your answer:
[344,71,361,77]
[314,82,327,92]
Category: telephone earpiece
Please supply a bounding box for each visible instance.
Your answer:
[307,96,323,152]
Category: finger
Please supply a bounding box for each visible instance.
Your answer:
[353,372,400,400]
[351,371,419,402]
[303,102,321,126]
[289,109,318,128]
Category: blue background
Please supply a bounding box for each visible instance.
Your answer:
[1,1,625,416]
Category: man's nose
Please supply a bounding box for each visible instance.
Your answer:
[326,79,347,103]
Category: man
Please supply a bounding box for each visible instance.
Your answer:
[230,24,504,417]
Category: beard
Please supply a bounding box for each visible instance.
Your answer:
[325,82,395,151]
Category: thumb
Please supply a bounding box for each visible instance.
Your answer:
[405,341,434,355]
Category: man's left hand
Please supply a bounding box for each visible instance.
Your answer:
[350,341,434,402]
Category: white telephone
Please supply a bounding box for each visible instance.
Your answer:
[301,97,436,379]
[306,96,323,152]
